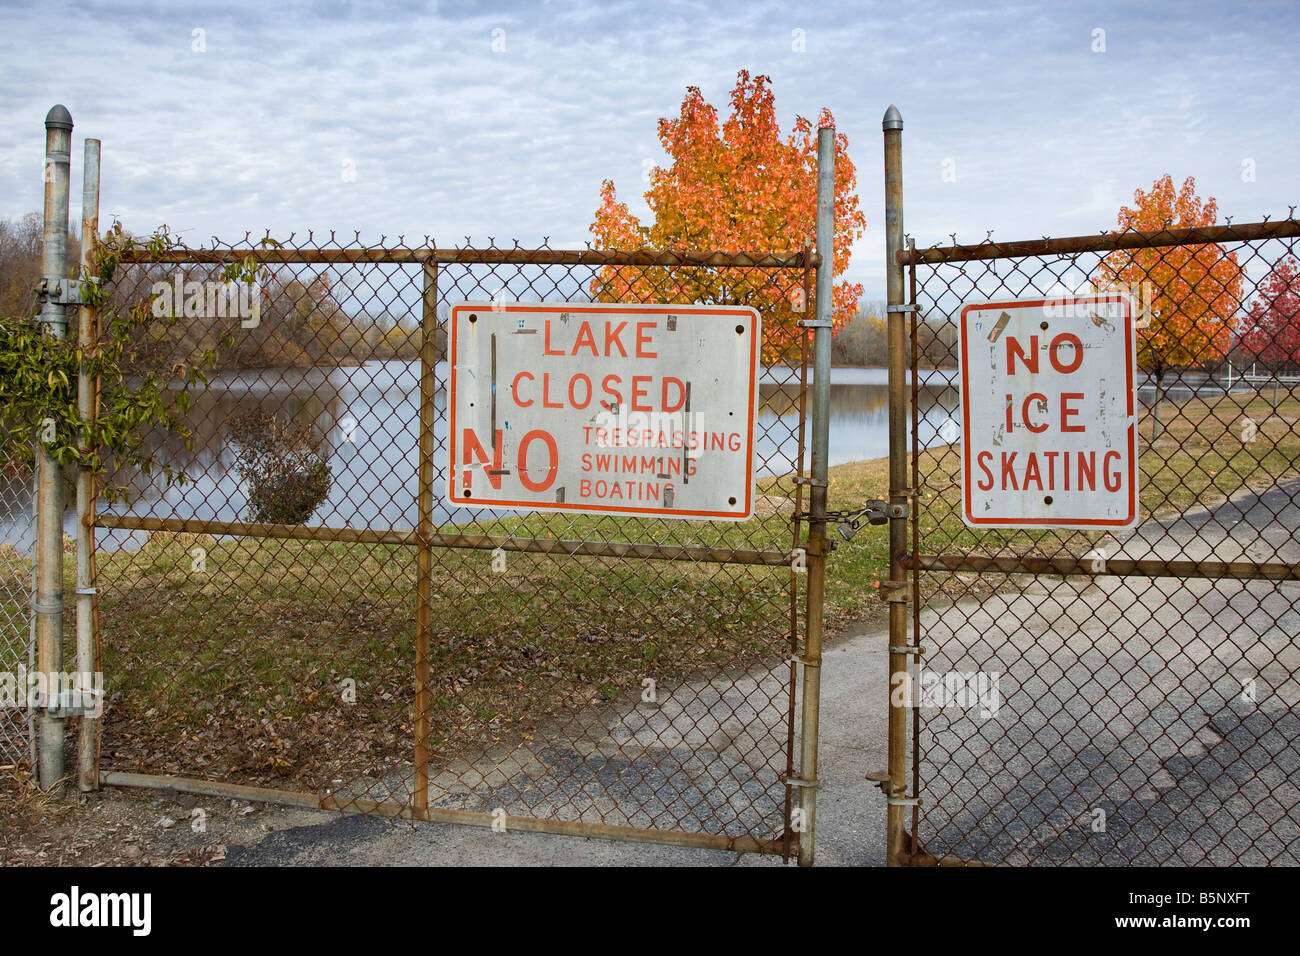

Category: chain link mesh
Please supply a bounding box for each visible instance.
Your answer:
[907,218,1300,865]
[0,458,34,767]
[92,236,814,856]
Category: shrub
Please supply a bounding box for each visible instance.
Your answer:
[228,410,332,524]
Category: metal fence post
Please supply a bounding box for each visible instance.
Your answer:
[412,258,437,818]
[76,137,101,791]
[882,104,910,865]
[797,125,835,866]
[36,104,73,790]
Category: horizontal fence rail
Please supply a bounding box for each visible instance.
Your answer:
[94,514,796,566]
[912,553,1300,582]
[119,244,818,269]
[899,217,1300,266]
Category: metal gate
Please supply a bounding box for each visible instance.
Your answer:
[69,127,846,865]
[883,109,1300,865]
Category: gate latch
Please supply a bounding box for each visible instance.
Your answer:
[867,771,922,806]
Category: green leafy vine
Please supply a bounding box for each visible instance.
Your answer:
[0,222,268,502]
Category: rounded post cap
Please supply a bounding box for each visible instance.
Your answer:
[45,104,73,131]
[882,105,903,131]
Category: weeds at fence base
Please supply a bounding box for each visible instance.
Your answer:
[0,765,56,824]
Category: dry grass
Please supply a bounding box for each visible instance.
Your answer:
[0,765,62,824]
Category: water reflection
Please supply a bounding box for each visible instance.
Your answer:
[758,367,959,472]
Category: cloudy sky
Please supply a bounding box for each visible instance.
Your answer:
[2,0,1297,298]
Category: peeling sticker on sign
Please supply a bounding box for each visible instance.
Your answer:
[987,310,1012,343]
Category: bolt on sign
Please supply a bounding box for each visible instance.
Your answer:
[958,294,1139,529]
[447,301,761,519]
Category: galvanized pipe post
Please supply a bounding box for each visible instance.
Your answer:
[797,126,835,866]
[76,137,101,791]
[36,105,73,791]
[882,104,911,865]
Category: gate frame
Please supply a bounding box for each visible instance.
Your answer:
[881,105,915,866]
[882,108,1300,866]
[58,113,843,865]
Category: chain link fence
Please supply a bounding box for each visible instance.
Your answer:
[0,460,35,769]
[90,237,819,857]
[903,218,1300,865]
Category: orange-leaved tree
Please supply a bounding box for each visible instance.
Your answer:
[1095,174,1243,437]
[589,70,865,365]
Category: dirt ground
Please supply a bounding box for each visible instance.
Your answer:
[0,766,345,867]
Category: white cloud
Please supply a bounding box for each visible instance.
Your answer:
[0,0,1296,301]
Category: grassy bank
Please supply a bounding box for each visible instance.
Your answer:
[65,465,893,789]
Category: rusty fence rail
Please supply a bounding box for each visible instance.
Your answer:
[894,201,1300,864]
[83,230,832,861]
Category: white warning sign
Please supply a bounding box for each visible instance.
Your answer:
[447,301,760,520]
[959,294,1139,529]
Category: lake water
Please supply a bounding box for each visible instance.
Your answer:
[0,362,1245,552]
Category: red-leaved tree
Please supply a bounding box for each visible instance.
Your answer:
[1239,255,1300,369]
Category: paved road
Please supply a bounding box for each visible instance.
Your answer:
[916,478,1300,865]
[223,624,891,867]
